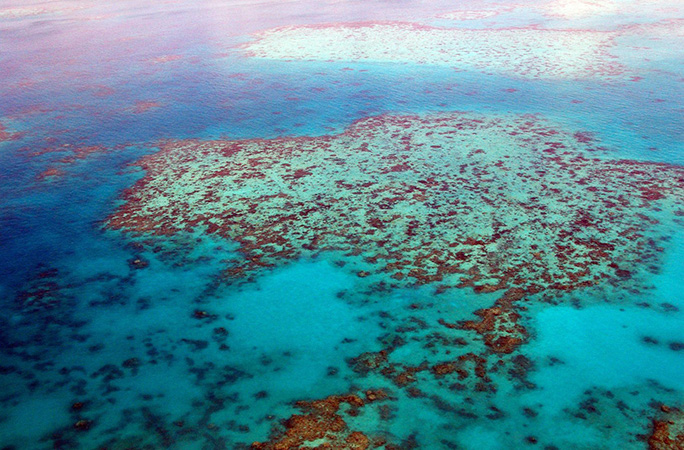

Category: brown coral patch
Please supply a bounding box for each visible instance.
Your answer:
[648,406,684,450]
[459,303,527,354]
[350,350,391,375]
[251,394,372,449]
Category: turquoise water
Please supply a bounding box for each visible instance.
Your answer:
[1,0,683,448]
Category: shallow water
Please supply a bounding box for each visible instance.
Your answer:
[1,0,683,449]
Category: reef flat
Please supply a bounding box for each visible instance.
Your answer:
[243,22,621,80]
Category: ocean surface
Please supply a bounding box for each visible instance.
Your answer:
[1,0,683,449]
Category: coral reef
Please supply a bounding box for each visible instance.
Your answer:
[106,112,684,447]
[108,113,684,302]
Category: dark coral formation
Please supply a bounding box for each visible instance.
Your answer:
[14,267,68,313]
[20,144,110,181]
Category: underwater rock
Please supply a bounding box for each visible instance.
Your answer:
[485,335,523,354]
[668,342,684,352]
[192,309,218,321]
[460,304,527,354]
[350,350,390,375]
[364,389,388,402]
[70,402,85,411]
[122,358,141,369]
[128,257,149,269]
[73,419,93,431]
[193,310,209,319]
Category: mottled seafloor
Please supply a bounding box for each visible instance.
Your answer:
[1,0,683,449]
